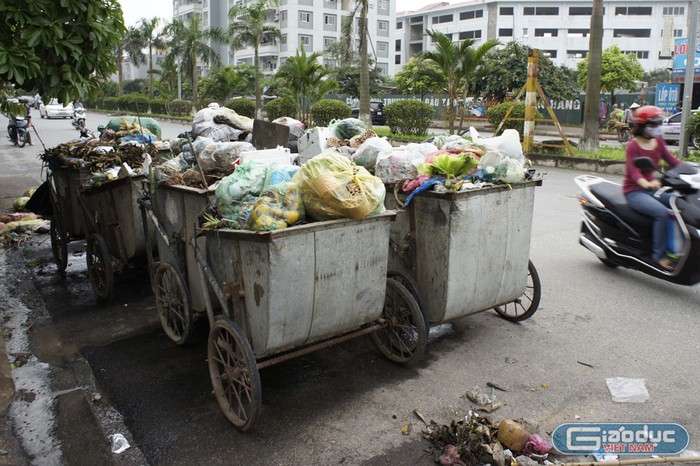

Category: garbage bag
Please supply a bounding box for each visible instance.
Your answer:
[297,151,385,220]
[476,151,525,183]
[375,146,427,184]
[106,116,161,139]
[248,181,305,231]
[265,164,300,187]
[328,118,366,140]
[350,137,392,169]
[215,161,268,221]
[469,127,524,161]
[214,106,254,132]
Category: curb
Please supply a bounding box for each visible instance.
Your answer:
[0,330,14,414]
[527,153,625,175]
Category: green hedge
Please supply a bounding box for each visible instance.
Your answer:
[225,98,255,118]
[169,99,192,116]
[149,98,168,115]
[102,97,119,111]
[310,99,351,127]
[265,97,298,121]
[486,101,542,136]
[385,100,433,136]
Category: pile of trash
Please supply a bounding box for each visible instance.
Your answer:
[0,190,49,248]
[190,103,253,142]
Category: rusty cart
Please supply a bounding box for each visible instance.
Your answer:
[185,213,426,431]
[45,161,91,271]
[385,180,543,326]
[77,174,151,299]
[138,182,216,345]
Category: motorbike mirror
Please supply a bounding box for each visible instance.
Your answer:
[633,157,655,170]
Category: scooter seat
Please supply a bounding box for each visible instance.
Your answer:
[590,182,653,227]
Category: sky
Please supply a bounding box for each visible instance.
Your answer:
[117,0,450,26]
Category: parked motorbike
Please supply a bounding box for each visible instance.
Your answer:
[617,123,630,143]
[7,115,30,148]
[575,157,700,285]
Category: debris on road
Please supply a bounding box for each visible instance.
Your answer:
[606,377,649,403]
[108,433,130,454]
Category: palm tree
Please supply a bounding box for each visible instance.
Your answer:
[137,17,165,98]
[456,37,500,132]
[421,30,464,134]
[227,0,281,118]
[164,17,226,107]
[340,0,371,127]
[276,46,338,125]
[579,0,604,152]
[115,26,146,95]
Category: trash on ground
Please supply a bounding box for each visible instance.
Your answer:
[605,377,649,403]
[109,433,130,454]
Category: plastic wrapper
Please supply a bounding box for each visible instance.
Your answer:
[432,134,473,152]
[328,118,366,140]
[272,117,305,138]
[198,124,243,142]
[215,161,268,221]
[214,106,254,131]
[192,107,217,138]
[159,152,195,172]
[265,164,300,187]
[197,141,255,173]
[476,151,525,183]
[237,195,259,230]
[169,138,186,155]
[350,137,392,169]
[469,127,524,161]
[418,152,479,178]
[375,147,427,184]
[248,181,305,231]
[297,151,386,220]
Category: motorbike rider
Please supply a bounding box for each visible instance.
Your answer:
[8,99,32,145]
[622,106,682,270]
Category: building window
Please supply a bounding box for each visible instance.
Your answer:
[663,6,685,15]
[432,33,452,41]
[569,7,591,15]
[299,34,312,49]
[378,20,389,36]
[432,14,453,24]
[397,21,403,29]
[280,10,287,21]
[615,7,652,15]
[499,7,513,15]
[499,28,513,37]
[524,7,558,16]
[395,39,401,51]
[324,14,336,27]
[674,29,683,37]
[535,29,558,37]
[567,29,589,38]
[395,54,401,65]
[378,41,389,57]
[324,36,336,48]
[624,50,649,59]
[299,11,312,23]
[522,28,528,38]
[567,50,587,59]
[613,29,651,38]
[542,50,557,58]
[378,0,388,10]
[459,30,481,40]
[459,9,483,20]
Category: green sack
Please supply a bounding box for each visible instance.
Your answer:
[106,116,162,139]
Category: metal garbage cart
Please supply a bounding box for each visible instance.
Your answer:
[385,180,542,325]
[191,212,426,430]
[139,182,216,345]
[46,163,91,271]
[78,174,150,299]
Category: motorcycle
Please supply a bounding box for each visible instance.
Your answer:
[7,115,30,148]
[617,123,630,143]
[71,103,86,133]
[575,157,700,285]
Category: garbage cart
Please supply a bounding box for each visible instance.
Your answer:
[139,182,216,345]
[46,163,91,271]
[191,213,426,431]
[385,180,542,325]
[78,174,151,299]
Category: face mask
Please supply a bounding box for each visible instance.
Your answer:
[644,126,662,138]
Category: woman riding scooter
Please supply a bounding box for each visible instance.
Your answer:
[623,106,681,270]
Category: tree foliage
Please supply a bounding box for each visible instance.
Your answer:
[479,41,578,103]
[332,66,385,99]
[0,0,126,107]
[199,66,254,103]
[576,44,644,103]
[394,56,445,98]
[644,68,673,88]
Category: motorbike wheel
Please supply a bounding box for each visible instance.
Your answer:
[17,130,27,148]
[690,132,700,150]
[618,130,629,143]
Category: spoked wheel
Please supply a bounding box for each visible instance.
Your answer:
[387,270,430,329]
[208,317,261,431]
[154,263,194,345]
[86,233,113,300]
[50,215,68,272]
[493,260,541,322]
[17,130,27,148]
[370,278,427,365]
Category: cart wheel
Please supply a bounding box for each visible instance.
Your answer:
[154,263,194,345]
[370,278,427,365]
[86,233,113,300]
[208,317,261,431]
[493,260,541,322]
[50,215,68,272]
[387,270,430,329]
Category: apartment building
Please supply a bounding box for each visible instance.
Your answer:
[172,0,397,76]
[395,0,691,74]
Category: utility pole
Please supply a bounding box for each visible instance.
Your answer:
[679,0,698,156]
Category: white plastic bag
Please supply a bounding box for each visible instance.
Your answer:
[469,127,524,161]
[375,146,427,184]
[351,137,393,169]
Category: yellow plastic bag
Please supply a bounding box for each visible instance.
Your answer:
[297,151,386,220]
[248,182,305,231]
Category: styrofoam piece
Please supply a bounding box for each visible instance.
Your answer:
[238,146,294,166]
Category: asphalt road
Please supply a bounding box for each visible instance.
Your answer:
[1,115,699,465]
